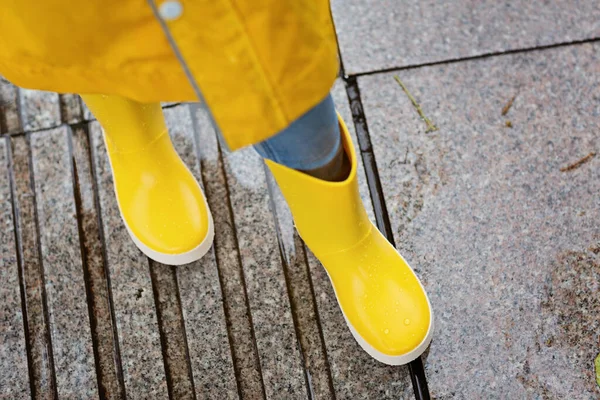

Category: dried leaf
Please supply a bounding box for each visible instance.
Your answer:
[560,152,596,172]
[502,95,516,116]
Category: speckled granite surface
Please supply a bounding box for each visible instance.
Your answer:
[70,124,124,398]
[0,138,30,399]
[1,5,599,398]
[31,127,98,398]
[332,0,600,74]
[90,122,169,398]
[190,105,265,399]
[59,94,83,125]
[359,42,600,398]
[9,135,57,398]
[164,105,239,399]
[19,89,61,132]
[224,145,308,399]
[0,77,21,133]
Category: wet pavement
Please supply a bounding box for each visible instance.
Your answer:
[1,2,599,399]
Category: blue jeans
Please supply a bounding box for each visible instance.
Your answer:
[253,94,340,170]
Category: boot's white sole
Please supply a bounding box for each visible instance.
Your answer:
[103,131,214,266]
[323,251,434,365]
[124,205,214,266]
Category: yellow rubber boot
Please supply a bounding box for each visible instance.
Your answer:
[82,94,213,265]
[265,116,433,365]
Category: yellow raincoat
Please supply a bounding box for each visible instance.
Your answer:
[0,0,339,150]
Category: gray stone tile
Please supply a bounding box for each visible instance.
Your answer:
[149,261,195,399]
[71,125,125,399]
[162,105,238,399]
[223,142,308,398]
[190,104,263,399]
[89,121,168,398]
[0,138,30,399]
[30,127,98,398]
[359,42,600,398]
[0,77,21,134]
[19,89,61,132]
[332,0,600,74]
[265,174,335,400]
[59,94,83,124]
[9,135,57,398]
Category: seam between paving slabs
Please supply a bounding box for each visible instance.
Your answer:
[85,121,128,399]
[59,95,83,126]
[264,162,327,400]
[344,77,394,239]
[148,258,181,400]
[349,36,600,78]
[189,101,268,399]
[270,225,313,400]
[299,243,338,400]
[2,102,183,138]
[216,141,268,400]
[0,83,22,133]
[25,131,60,399]
[189,103,248,400]
[343,77,431,400]
[5,136,36,398]
[67,127,107,399]
[172,265,199,400]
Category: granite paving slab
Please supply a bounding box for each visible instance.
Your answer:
[0,137,30,398]
[89,121,169,398]
[190,104,264,399]
[59,94,83,125]
[265,170,335,400]
[149,261,195,399]
[359,42,600,398]
[164,105,239,399]
[19,89,61,132]
[0,77,21,134]
[9,135,57,399]
[71,124,125,398]
[30,127,98,398]
[332,0,600,74]
[223,141,308,398]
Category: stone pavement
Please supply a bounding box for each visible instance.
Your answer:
[1,2,599,399]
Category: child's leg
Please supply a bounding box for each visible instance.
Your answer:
[81,94,214,265]
[253,94,349,181]
[261,96,433,365]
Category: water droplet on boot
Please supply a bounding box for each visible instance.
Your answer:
[384,329,390,335]
[404,318,411,325]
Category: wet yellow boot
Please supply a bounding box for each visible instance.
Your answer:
[82,94,213,265]
[265,116,433,365]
